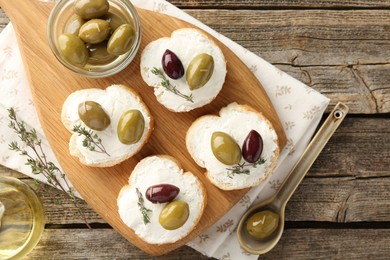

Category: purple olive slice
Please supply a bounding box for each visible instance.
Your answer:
[242,130,263,163]
[145,184,180,204]
[162,49,184,79]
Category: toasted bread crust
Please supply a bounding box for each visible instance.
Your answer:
[117,155,207,245]
[62,84,154,167]
[186,102,280,190]
[140,28,226,113]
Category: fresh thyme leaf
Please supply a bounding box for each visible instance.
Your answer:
[136,188,152,225]
[226,157,267,179]
[151,67,194,103]
[72,124,110,156]
[7,107,91,229]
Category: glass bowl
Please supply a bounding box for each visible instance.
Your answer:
[47,0,141,78]
[0,176,45,259]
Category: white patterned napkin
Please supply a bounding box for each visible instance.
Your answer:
[0,0,329,258]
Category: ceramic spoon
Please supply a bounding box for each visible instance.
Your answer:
[237,102,349,255]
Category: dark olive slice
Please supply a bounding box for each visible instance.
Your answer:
[162,49,184,79]
[242,130,263,163]
[145,184,180,204]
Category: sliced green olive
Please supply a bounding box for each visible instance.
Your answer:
[64,14,86,35]
[117,109,145,145]
[246,210,279,239]
[211,131,241,165]
[107,24,135,56]
[87,42,117,65]
[79,19,111,44]
[103,12,127,32]
[58,33,89,67]
[186,53,214,90]
[159,200,189,230]
[74,0,109,20]
[78,101,110,131]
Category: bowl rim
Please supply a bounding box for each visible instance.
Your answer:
[47,0,141,78]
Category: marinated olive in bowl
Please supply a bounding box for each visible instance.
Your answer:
[48,0,141,78]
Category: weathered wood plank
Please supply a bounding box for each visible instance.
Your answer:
[0,165,25,178]
[309,117,390,178]
[25,228,390,259]
[169,0,390,9]
[262,229,390,260]
[27,228,210,259]
[278,64,390,114]
[1,9,389,113]
[185,10,390,66]
[286,177,390,222]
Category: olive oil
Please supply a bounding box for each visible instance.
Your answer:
[0,177,45,259]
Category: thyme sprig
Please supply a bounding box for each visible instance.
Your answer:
[151,67,194,103]
[72,125,110,157]
[136,188,152,225]
[226,157,266,179]
[7,108,91,229]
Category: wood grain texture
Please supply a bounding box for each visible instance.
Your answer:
[0,0,286,256]
[1,0,390,259]
[21,228,390,259]
[169,0,390,8]
[1,9,389,113]
[185,9,390,113]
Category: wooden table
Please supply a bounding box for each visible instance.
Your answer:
[1,1,389,259]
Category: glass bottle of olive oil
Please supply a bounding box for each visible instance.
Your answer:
[0,176,45,259]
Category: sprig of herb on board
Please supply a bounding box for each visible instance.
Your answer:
[151,67,194,103]
[136,188,152,225]
[226,157,266,179]
[7,107,91,229]
[72,124,110,157]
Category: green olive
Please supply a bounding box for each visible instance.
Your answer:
[159,200,189,230]
[103,12,127,32]
[78,101,110,131]
[186,53,214,90]
[87,42,117,65]
[74,0,109,20]
[107,24,135,56]
[117,110,145,145]
[58,33,89,67]
[79,19,111,44]
[211,131,241,165]
[64,14,86,35]
[246,210,279,239]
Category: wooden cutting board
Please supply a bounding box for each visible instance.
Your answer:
[1,0,287,256]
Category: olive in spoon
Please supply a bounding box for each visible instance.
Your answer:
[237,102,349,255]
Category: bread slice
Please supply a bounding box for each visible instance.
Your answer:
[61,84,154,167]
[140,28,227,112]
[117,155,207,245]
[186,102,280,190]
